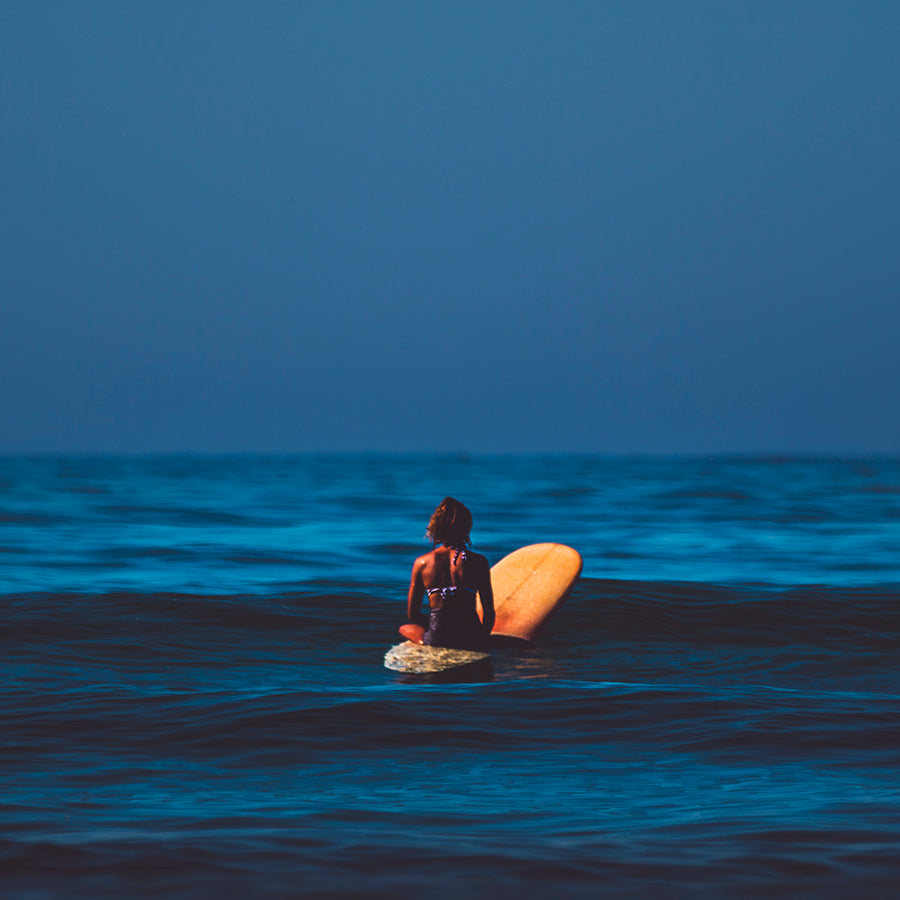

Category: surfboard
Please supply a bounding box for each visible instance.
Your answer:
[386,543,582,670]
[383,641,490,675]
[482,542,582,642]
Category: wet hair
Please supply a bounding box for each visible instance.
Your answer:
[426,497,473,548]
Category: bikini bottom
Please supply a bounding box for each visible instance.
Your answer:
[422,608,488,652]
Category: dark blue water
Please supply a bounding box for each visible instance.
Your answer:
[3,455,899,898]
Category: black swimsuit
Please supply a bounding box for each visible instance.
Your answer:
[422,548,487,651]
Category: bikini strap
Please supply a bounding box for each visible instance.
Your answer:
[427,546,470,597]
[427,585,475,597]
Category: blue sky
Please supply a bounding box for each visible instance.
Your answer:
[2,2,898,453]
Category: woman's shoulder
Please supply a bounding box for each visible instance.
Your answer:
[467,549,490,569]
[413,548,438,567]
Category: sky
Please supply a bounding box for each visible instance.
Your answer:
[2,1,898,454]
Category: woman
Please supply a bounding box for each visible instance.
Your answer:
[406,497,495,651]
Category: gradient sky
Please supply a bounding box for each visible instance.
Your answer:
[2,2,898,453]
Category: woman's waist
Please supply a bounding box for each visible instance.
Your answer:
[428,602,479,618]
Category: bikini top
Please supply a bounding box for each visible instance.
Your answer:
[427,585,476,598]
[426,547,475,599]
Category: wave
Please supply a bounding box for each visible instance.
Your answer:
[567,578,900,650]
[5,578,899,659]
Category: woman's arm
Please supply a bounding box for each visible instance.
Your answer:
[478,557,495,637]
[406,558,428,626]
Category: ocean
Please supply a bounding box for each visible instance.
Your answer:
[2,454,899,898]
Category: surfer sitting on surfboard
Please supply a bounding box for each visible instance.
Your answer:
[406,498,495,651]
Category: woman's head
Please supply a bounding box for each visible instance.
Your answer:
[426,497,473,548]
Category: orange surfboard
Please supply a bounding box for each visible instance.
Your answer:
[398,543,582,646]
[482,542,582,641]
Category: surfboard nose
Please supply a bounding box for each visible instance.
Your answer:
[479,543,582,642]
